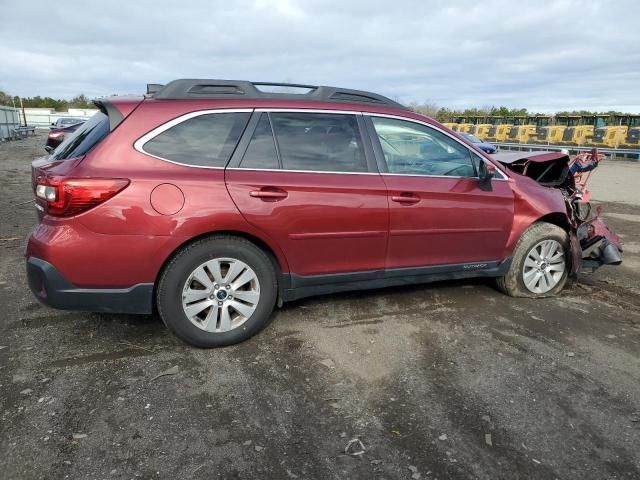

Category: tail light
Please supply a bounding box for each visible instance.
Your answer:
[48,132,65,140]
[35,177,130,217]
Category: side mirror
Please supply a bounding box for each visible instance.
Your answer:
[51,122,55,126]
[478,161,496,190]
[44,146,53,154]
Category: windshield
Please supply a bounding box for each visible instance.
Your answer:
[50,112,110,160]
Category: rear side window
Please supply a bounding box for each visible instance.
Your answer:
[239,113,279,169]
[50,112,109,160]
[142,112,250,167]
[269,112,367,172]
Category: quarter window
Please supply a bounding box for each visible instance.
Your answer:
[142,112,250,167]
[371,117,475,177]
[270,112,367,172]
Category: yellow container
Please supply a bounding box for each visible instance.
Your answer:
[532,126,566,144]
[456,123,473,134]
[588,126,628,148]
[506,125,537,143]
[494,124,513,143]
[620,127,640,148]
[560,126,594,145]
[470,124,491,140]
[484,124,513,143]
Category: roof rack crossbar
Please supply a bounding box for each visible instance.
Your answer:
[150,79,407,110]
[252,81,318,90]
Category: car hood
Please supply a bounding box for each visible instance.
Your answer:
[491,151,568,164]
[492,151,571,188]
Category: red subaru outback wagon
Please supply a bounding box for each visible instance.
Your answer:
[27,79,622,347]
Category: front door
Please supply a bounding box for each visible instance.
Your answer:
[366,115,514,269]
[226,111,388,277]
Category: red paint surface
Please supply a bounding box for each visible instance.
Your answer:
[27,96,574,288]
[381,175,515,267]
[150,183,184,216]
[226,169,388,276]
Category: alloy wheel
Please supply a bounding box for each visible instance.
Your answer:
[181,258,260,332]
[522,239,566,294]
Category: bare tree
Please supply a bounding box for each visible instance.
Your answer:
[408,101,440,118]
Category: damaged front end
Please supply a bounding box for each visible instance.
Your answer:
[494,149,623,273]
[576,209,623,270]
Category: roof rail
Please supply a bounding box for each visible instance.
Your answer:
[148,79,408,110]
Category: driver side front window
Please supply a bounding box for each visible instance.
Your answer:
[371,116,476,177]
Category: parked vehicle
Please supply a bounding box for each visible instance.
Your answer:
[45,119,87,152]
[459,132,498,154]
[50,117,87,129]
[26,79,623,347]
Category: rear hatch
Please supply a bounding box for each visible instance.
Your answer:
[32,98,142,219]
[32,111,110,192]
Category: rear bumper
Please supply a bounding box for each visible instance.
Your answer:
[45,139,57,148]
[26,257,153,314]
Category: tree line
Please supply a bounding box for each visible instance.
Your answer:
[0,90,633,118]
[0,91,94,110]
[408,102,633,122]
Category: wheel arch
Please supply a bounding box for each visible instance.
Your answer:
[534,212,581,275]
[504,213,577,284]
[535,212,570,232]
[508,212,571,256]
[497,220,572,297]
[152,230,288,312]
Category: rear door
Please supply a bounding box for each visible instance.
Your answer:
[225,110,388,277]
[365,114,514,269]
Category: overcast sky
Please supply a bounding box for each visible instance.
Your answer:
[1,0,639,113]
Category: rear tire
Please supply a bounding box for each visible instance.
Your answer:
[157,236,277,347]
[496,222,569,298]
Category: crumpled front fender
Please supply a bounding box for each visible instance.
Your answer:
[590,216,623,250]
[578,211,623,271]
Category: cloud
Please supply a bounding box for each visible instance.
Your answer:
[1,0,639,112]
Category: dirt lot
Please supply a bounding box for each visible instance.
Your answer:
[1,134,639,480]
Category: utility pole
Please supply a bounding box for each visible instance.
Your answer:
[19,96,26,127]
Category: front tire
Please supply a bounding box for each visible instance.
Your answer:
[497,222,569,298]
[157,236,277,347]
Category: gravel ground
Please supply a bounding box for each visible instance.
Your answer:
[1,134,639,480]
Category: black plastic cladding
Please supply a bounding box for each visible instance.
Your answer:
[149,79,409,110]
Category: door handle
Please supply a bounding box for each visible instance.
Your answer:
[249,188,288,200]
[391,193,420,204]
